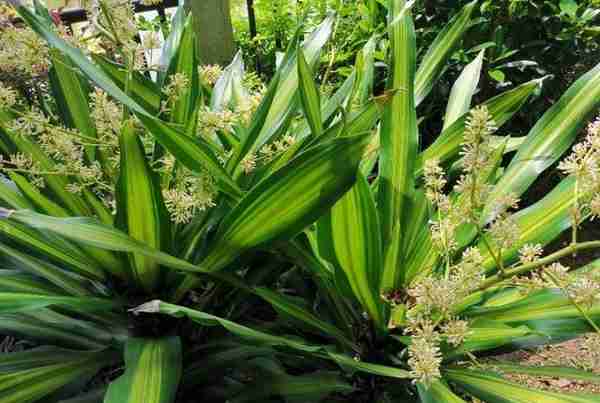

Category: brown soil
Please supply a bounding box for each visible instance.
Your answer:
[489,336,600,394]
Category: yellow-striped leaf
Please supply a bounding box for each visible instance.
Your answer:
[104,337,181,403]
[443,50,485,130]
[378,0,418,287]
[331,173,385,329]
[198,134,370,273]
[298,48,323,137]
[415,0,478,105]
[116,122,171,292]
[483,62,600,222]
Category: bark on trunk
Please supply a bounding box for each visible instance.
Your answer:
[187,0,236,66]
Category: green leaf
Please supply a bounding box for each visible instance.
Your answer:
[418,380,467,403]
[0,271,62,295]
[229,371,353,403]
[418,78,541,174]
[559,0,579,17]
[482,363,600,384]
[255,16,334,148]
[0,218,107,281]
[483,62,600,222]
[8,173,69,217]
[158,5,186,86]
[0,242,91,297]
[327,352,412,379]
[0,308,120,349]
[210,51,247,112]
[297,49,323,137]
[0,178,34,210]
[104,337,181,403]
[479,176,578,271]
[445,320,533,359]
[445,368,600,402]
[134,300,409,379]
[50,51,97,161]
[12,5,241,200]
[465,289,600,344]
[0,349,113,403]
[444,50,485,130]
[199,134,370,273]
[0,292,119,314]
[116,121,171,292]
[378,0,418,284]
[228,71,281,177]
[165,14,200,126]
[93,55,161,115]
[331,173,385,329]
[132,300,325,354]
[254,287,357,351]
[3,209,201,274]
[414,0,478,105]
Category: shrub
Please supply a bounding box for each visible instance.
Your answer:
[1,0,600,402]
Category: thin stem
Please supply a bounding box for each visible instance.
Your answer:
[479,241,600,290]
[544,269,600,334]
[7,107,112,145]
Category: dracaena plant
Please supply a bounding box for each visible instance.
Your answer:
[132,1,600,402]
[2,1,600,403]
[0,0,391,401]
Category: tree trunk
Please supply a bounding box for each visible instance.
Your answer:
[187,0,236,66]
[246,0,261,73]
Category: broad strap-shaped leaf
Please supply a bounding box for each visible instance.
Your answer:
[116,121,171,292]
[8,172,69,217]
[378,0,418,285]
[132,300,325,354]
[482,363,600,384]
[254,16,334,148]
[415,0,478,105]
[0,292,119,314]
[418,380,467,403]
[0,271,62,295]
[229,371,353,403]
[465,289,600,345]
[12,4,241,200]
[0,243,91,297]
[0,218,107,281]
[417,78,542,174]
[0,348,114,403]
[164,14,200,126]
[297,48,323,137]
[254,287,357,351]
[0,308,122,349]
[104,337,182,403]
[158,4,186,86]
[445,368,600,402]
[483,62,600,222]
[198,134,370,273]
[211,51,247,112]
[327,352,412,379]
[228,71,281,177]
[331,173,385,329]
[353,36,377,107]
[2,209,201,274]
[50,50,97,161]
[479,176,578,271]
[443,50,485,130]
[134,300,412,379]
[444,320,534,359]
[0,178,34,210]
[93,55,161,114]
